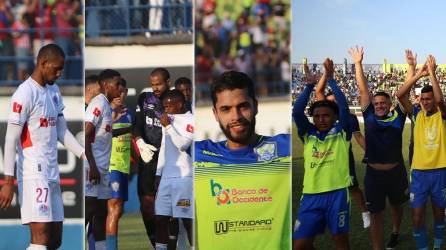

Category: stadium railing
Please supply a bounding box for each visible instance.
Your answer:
[85,1,192,37]
[0,27,82,86]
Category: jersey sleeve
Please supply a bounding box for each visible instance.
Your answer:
[85,98,103,126]
[8,84,32,126]
[362,102,374,119]
[133,93,145,139]
[395,104,407,123]
[349,114,360,133]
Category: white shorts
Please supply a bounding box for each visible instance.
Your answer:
[155,177,193,219]
[85,168,111,200]
[18,179,64,224]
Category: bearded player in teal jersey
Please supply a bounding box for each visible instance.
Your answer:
[194,71,291,250]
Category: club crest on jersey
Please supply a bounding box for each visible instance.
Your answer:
[254,142,277,161]
[13,102,22,113]
[111,181,120,192]
[186,124,194,133]
[38,203,49,216]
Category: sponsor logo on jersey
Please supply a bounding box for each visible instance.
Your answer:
[210,179,231,205]
[254,142,277,161]
[111,181,120,192]
[38,203,49,216]
[176,199,191,207]
[40,117,56,127]
[13,102,22,113]
[214,218,273,235]
[210,179,273,206]
[93,107,101,117]
[202,150,223,157]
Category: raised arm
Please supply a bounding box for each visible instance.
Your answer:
[313,63,328,101]
[349,46,370,109]
[293,82,315,137]
[427,55,446,117]
[325,58,349,131]
[405,49,417,81]
[396,61,429,115]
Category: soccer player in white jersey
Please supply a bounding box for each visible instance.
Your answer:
[154,89,194,250]
[0,44,85,250]
[84,69,123,250]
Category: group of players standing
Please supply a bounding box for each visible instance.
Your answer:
[84,68,194,250]
[293,47,446,250]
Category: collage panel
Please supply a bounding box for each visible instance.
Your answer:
[84,1,193,250]
[0,0,84,249]
[292,1,446,249]
[194,0,291,249]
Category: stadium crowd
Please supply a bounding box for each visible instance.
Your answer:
[0,0,82,83]
[195,0,290,102]
[292,64,446,106]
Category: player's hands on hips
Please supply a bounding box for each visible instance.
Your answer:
[89,165,101,185]
[0,177,14,209]
[136,138,158,163]
[159,113,171,127]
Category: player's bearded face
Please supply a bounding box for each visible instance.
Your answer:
[214,88,258,145]
[219,115,256,144]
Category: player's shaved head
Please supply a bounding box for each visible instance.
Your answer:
[99,69,121,86]
[211,71,256,107]
[36,43,65,63]
[151,67,170,81]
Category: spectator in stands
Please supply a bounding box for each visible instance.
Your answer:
[12,12,32,81]
[0,0,15,81]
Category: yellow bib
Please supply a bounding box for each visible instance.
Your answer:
[412,109,446,170]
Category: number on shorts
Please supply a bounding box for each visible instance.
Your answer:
[338,214,346,228]
[36,188,49,203]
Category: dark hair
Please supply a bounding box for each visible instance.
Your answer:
[119,78,127,88]
[326,90,334,97]
[174,77,192,87]
[99,69,121,86]
[421,85,433,93]
[85,75,99,87]
[37,43,65,62]
[309,100,339,116]
[211,71,256,106]
[151,68,170,81]
[161,89,185,104]
[373,91,391,99]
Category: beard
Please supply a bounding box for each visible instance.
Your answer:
[219,116,256,145]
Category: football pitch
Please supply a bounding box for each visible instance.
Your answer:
[119,213,154,250]
[292,123,435,249]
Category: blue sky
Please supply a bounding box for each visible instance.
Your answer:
[292,0,446,64]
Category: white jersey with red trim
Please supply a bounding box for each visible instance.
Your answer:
[8,77,64,182]
[156,111,194,178]
[85,93,113,172]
